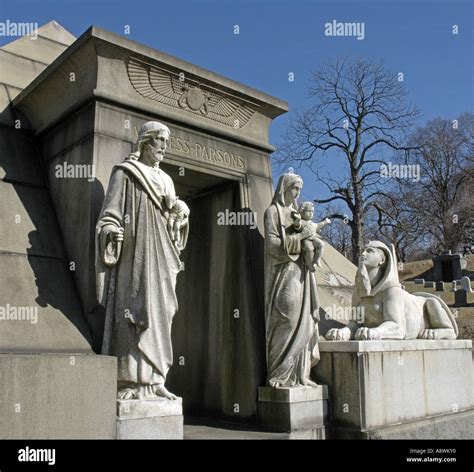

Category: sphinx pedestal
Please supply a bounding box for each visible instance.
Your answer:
[117,397,183,439]
[315,340,474,439]
[257,386,329,439]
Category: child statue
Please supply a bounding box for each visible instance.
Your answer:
[292,201,331,271]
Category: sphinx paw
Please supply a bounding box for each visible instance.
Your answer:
[420,329,439,340]
[355,327,380,340]
[325,327,351,341]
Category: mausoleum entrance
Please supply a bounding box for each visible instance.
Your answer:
[160,163,266,422]
[9,25,286,425]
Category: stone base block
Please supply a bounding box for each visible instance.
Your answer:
[117,397,183,439]
[257,385,329,434]
[0,354,117,439]
[334,409,474,439]
[315,340,473,439]
[284,427,327,439]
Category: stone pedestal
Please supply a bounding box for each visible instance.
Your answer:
[257,386,329,438]
[315,340,474,439]
[117,397,183,439]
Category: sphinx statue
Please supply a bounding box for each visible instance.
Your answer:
[326,241,458,341]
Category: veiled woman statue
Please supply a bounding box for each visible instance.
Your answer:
[264,173,320,388]
[96,121,189,401]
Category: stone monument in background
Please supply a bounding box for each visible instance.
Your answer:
[432,251,466,282]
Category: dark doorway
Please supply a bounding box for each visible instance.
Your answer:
[441,261,453,282]
[162,163,266,424]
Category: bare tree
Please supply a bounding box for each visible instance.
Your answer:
[277,57,419,262]
[366,192,425,262]
[396,114,474,254]
[314,203,353,259]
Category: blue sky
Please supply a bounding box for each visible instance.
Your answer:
[1,0,472,203]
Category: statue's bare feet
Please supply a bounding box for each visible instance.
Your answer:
[302,379,319,388]
[138,384,158,399]
[118,387,138,400]
[154,384,178,400]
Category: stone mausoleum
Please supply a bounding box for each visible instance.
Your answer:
[0,22,472,439]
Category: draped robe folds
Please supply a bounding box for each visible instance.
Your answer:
[96,159,187,387]
[264,202,320,388]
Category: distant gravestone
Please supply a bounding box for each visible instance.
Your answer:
[455,289,468,307]
[424,281,435,289]
[436,281,445,292]
[460,276,472,293]
[415,278,424,285]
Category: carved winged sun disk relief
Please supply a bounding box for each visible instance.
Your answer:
[126,57,258,129]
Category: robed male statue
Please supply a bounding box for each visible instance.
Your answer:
[96,121,189,401]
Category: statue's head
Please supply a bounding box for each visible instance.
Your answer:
[173,200,190,220]
[355,241,398,298]
[360,242,387,270]
[273,173,303,207]
[298,201,314,221]
[135,121,170,164]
